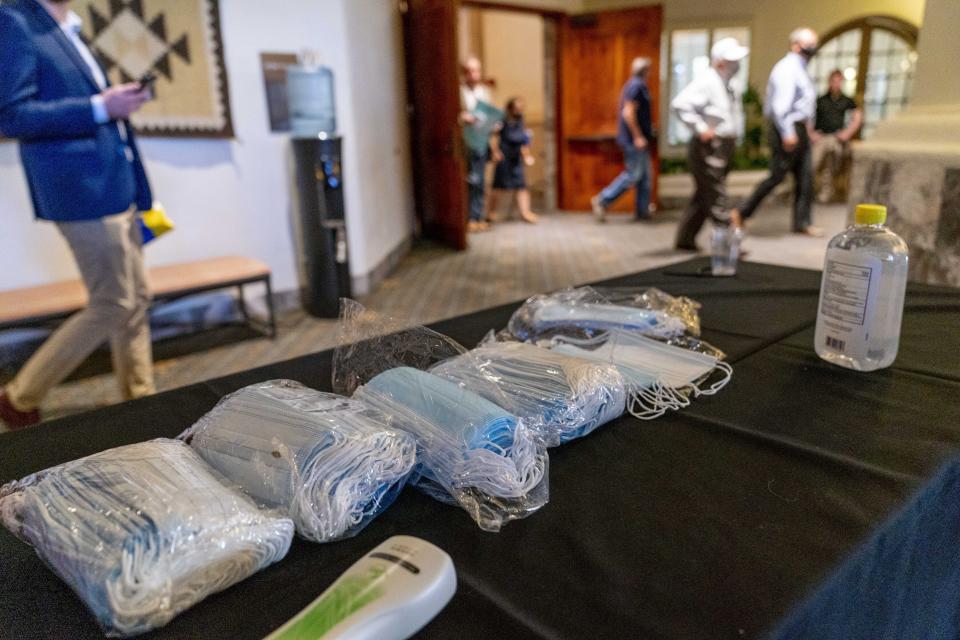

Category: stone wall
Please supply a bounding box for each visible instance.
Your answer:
[849,150,960,286]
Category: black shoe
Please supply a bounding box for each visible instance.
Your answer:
[674,242,699,252]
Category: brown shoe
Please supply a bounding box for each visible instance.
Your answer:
[728,208,744,229]
[0,389,40,431]
[796,225,825,237]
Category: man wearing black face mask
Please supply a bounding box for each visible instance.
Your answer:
[731,27,822,237]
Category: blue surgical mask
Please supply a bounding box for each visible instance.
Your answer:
[355,367,548,531]
[723,60,741,79]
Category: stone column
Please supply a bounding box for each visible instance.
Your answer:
[848,0,960,286]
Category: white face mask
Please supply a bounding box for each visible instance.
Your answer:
[550,332,718,386]
[721,60,741,80]
[547,330,732,419]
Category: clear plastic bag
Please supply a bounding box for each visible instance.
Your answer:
[430,339,627,446]
[182,380,417,543]
[332,300,548,531]
[544,328,732,420]
[0,439,294,637]
[333,298,467,396]
[505,285,701,342]
[353,367,548,532]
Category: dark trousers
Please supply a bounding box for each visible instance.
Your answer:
[675,136,736,248]
[739,122,813,231]
[466,149,488,222]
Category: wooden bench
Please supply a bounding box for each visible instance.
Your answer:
[0,256,277,337]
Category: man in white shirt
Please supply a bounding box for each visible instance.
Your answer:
[732,28,823,237]
[671,37,749,251]
[459,56,493,233]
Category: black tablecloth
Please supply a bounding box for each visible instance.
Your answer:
[2,258,960,639]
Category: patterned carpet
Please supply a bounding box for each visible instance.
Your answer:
[9,204,847,425]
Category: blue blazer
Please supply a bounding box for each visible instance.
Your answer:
[0,0,152,222]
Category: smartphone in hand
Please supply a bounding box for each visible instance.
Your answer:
[137,71,157,97]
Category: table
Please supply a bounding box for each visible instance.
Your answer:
[2,258,959,639]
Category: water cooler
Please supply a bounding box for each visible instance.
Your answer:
[288,63,350,317]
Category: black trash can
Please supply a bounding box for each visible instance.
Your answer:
[292,135,351,317]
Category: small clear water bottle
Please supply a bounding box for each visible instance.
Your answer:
[815,203,909,371]
[711,224,742,276]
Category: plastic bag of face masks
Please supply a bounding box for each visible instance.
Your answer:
[333,300,549,532]
[354,366,548,532]
[543,328,732,420]
[0,439,294,638]
[182,380,417,543]
[430,337,628,447]
[505,285,701,342]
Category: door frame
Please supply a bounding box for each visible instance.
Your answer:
[401,0,468,250]
[460,1,564,211]
[459,1,563,20]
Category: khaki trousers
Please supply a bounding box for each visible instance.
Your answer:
[812,133,850,203]
[7,210,155,411]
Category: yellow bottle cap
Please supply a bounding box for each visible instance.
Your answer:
[855,203,887,225]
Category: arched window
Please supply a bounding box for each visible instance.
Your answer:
[807,16,919,138]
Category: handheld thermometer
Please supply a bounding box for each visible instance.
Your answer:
[265,536,456,640]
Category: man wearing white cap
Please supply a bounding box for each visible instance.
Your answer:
[671,37,749,251]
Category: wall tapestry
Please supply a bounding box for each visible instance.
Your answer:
[75,0,234,138]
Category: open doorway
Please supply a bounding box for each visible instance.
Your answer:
[402,0,662,248]
[458,5,558,215]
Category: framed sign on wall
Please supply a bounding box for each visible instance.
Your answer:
[75,0,235,138]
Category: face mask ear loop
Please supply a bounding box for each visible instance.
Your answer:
[695,360,733,396]
[626,379,692,420]
[628,383,667,420]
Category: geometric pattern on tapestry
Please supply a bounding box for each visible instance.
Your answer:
[76,0,234,138]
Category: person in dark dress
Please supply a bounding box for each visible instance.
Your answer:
[488,97,538,224]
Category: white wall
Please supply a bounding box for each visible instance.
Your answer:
[341,0,415,288]
[481,11,546,122]
[0,0,414,295]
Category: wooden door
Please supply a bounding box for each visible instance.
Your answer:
[401,0,467,250]
[558,6,663,213]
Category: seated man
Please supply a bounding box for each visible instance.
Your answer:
[811,69,862,203]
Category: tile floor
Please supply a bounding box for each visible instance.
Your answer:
[8,202,848,425]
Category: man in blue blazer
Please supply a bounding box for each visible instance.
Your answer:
[0,0,156,429]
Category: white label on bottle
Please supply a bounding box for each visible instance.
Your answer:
[818,250,883,361]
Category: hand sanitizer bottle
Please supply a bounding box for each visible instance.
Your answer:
[815,203,909,372]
